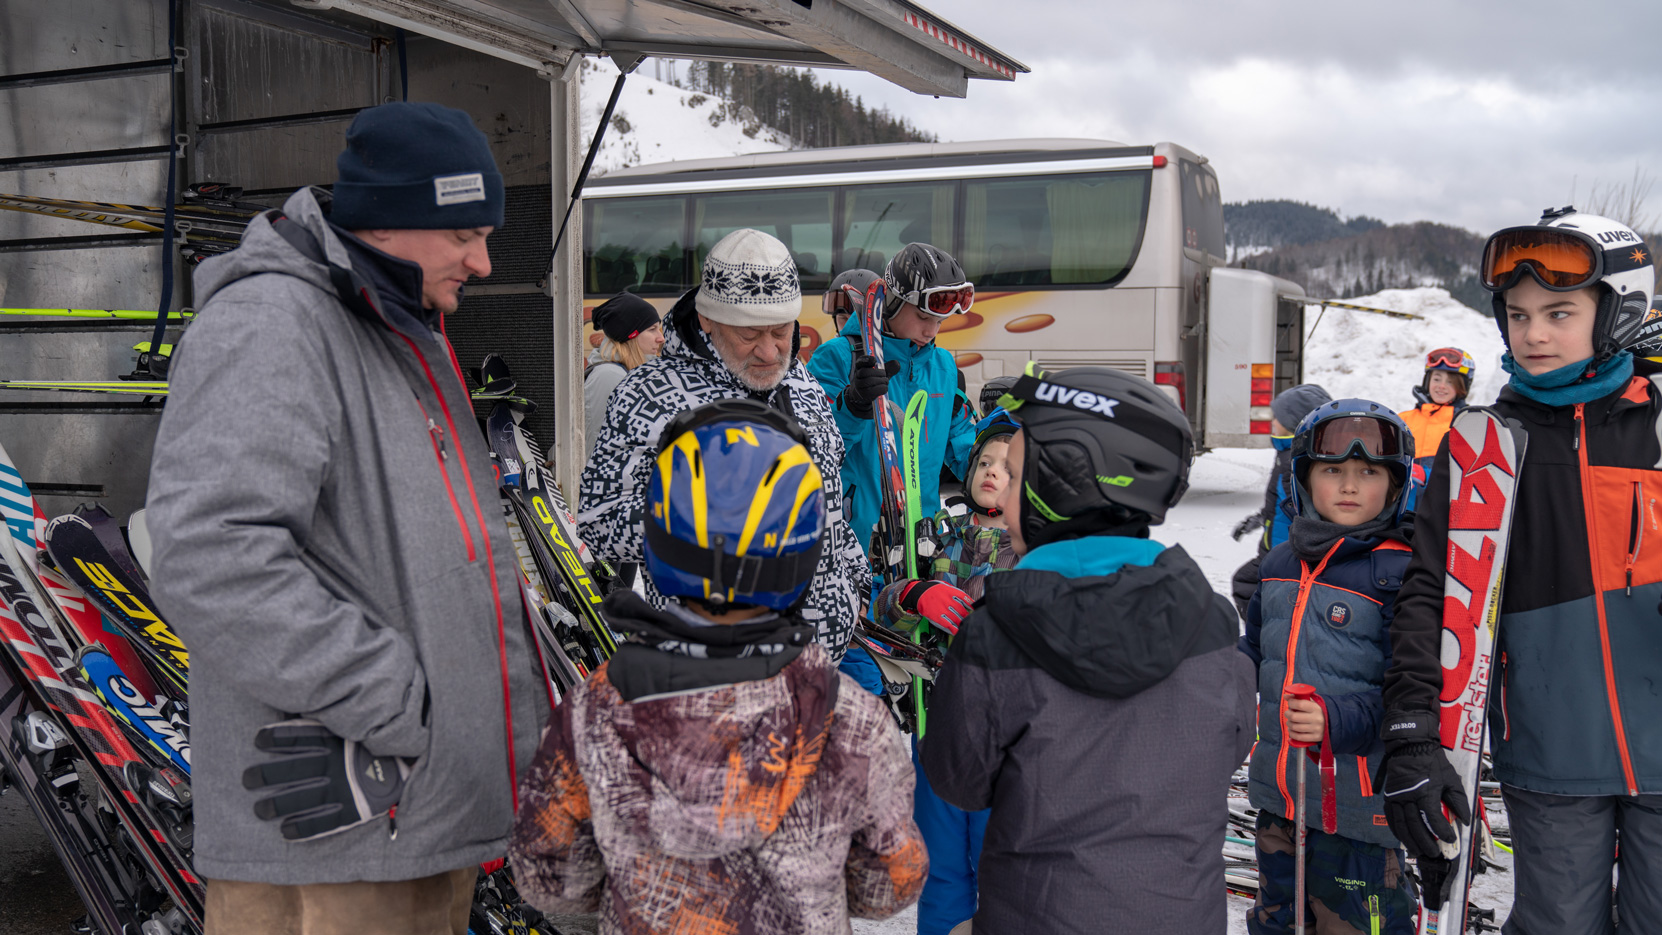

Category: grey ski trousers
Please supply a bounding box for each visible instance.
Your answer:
[1501,785,1662,935]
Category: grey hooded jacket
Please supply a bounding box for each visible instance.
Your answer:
[148,187,550,884]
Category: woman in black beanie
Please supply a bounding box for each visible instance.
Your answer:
[584,293,664,458]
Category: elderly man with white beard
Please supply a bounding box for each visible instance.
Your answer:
[577,229,870,656]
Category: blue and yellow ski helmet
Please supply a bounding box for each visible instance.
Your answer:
[644,398,826,611]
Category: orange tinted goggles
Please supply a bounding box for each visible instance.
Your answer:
[1481,227,1601,291]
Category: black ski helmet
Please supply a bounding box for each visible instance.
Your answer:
[979,375,1018,418]
[883,243,971,318]
[998,363,1194,548]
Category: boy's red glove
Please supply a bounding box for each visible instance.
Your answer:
[893,580,973,636]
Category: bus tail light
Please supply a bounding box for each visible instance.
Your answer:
[1152,155,1168,168]
[1249,363,1274,433]
[1154,361,1185,411]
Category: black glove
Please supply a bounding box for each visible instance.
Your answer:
[242,719,412,841]
[1230,511,1263,541]
[1375,711,1471,859]
[842,356,901,419]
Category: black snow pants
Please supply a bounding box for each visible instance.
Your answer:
[1501,785,1662,935]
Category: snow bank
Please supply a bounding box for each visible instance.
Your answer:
[579,59,791,174]
[1301,286,1507,413]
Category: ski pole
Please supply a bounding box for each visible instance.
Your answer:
[1288,683,1318,935]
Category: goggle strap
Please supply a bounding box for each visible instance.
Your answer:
[645,520,822,595]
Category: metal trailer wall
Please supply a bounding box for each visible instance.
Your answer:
[0,0,569,519]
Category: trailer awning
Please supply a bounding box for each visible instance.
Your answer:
[294,0,1027,97]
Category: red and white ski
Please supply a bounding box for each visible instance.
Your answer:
[1422,406,1527,934]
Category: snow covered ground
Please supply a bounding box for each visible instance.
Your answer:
[856,288,1518,933]
[579,59,791,175]
[1301,286,1508,411]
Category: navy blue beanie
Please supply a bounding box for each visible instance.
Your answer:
[332,102,505,230]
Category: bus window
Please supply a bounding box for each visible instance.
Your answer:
[584,195,687,295]
[693,188,835,293]
[962,171,1149,287]
[839,182,954,276]
[1180,159,1226,259]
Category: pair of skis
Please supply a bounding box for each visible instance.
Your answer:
[858,278,935,735]
[476,355,619,697]
[0,442,203,932]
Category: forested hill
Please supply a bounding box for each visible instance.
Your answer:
[1224,200,1384,259]
[1232,217,1488,309]
[674,61,935,149]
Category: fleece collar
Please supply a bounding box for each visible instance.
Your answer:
[1502,350,1633,407]
[1016,535,1168,578]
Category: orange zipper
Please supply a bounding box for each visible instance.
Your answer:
[1574,403,1639,796]
[1625,481,1644,596]
[1274,540,1342,819]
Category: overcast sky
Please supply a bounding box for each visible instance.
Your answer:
[816,1,1662,235]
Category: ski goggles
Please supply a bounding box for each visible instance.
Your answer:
[821,284,864,317]
[1425,347,1474,374]
[1305,414,1408,463]
[897,281,975,318]
[1481,227,1603,293]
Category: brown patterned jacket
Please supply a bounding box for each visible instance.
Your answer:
[509,593,925,934]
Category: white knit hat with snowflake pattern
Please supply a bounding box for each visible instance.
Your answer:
[694,228,802,326]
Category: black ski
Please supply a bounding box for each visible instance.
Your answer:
[43,515,189,696]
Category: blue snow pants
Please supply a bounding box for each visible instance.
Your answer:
[911,737,988,935]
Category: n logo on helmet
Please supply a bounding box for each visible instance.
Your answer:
[725,426,759,447]
[1032,381,1119,417]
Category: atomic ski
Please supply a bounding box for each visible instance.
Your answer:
[898,388,930,734]
[1420,406,1527,935]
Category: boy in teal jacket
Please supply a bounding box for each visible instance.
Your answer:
[807,244,977,556]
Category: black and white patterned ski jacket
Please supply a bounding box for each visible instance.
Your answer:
[577,294,870,657]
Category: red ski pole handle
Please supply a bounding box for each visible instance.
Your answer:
[1286,683,1318,749]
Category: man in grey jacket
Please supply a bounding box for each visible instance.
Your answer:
[148,102,550,934]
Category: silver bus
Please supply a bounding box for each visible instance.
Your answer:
[581,138,1305,448]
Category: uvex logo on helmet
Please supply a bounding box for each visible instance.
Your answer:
[1032,381,1120,417]
[1599,229,1640,245]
